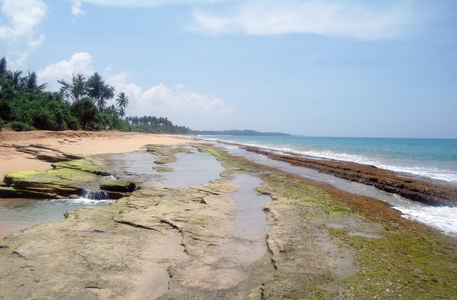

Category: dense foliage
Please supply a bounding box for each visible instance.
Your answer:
[0,57,186,133]
[125,116,189,134]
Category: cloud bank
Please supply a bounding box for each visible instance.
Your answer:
[38,53,233,125]
[108,72,234,121]
[191,0,420,40]
[0,0,47,66]
[37,52,95,91]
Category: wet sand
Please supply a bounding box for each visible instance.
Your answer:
[0,131,191,179]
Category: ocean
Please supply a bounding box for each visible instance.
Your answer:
[200,135,457,236]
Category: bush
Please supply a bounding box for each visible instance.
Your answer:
[10,121,34,132]
[70,98,98,129]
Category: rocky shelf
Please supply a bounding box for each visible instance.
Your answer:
[0,145,136,200]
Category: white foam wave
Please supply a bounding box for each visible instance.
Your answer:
[395,205,457,236]
[274,147,457,184]
[50,198,115,205]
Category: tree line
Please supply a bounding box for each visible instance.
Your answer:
[125,116,189,134]
[0,57,188,134]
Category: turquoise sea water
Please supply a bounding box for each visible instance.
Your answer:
[201,136,457,185]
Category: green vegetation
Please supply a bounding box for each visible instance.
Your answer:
[0,57,188,133]
[125,116,189,134]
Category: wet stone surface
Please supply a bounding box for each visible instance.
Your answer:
[2,144,456,299]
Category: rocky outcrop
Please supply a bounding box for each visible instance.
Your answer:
[100,180,137,192]
[1,157,114,199]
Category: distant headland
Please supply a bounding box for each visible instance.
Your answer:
[190,129,290,136]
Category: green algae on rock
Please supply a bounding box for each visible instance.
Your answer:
[1,157,111,198]
[144,144,193,165]
[100,180,137,192]
[52,157,110,176]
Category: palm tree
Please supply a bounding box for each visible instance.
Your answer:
[86,72,114,109]
[57,79,72,101]
[119,107,125,118]
[71,74,86,101]
[116,92,129,111]
[0,57,7,77]
[24,72,47,93]
[7,70,23,90]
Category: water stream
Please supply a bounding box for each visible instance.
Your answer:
[0,197,113,239]
[219,174,272,266]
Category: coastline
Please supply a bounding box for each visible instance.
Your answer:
[238,144,457,206]
[1,131,457,298]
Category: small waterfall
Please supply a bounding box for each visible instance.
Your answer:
[81,189,110,200]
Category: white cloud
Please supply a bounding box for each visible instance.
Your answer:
[0,0,47,66]
[136,83,234,117]
[106,72,233,122]
[110,75,234,120]
[107,72,142,100]
[38,53,234,125]
[191,0,420,40]
[71,0,86,16]
[37,52,95,90]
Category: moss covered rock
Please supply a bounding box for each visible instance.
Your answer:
[1,157,110,198]
[52,157,110,176]
[100,180,137,192]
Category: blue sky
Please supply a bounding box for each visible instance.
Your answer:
[1,0,456,138]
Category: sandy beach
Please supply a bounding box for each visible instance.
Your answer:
[0,131,191,179]
[1,130,457,299]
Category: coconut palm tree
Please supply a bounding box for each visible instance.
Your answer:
[57,79,72,101]
[24,72,47,93]
[71,74,86,101]
[118,107,126,118]
[86,72,114,109]
[7,70,23,90]
[0,57,7,77]
[116,92,129,110]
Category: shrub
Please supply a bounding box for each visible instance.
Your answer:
[10,121,34,132]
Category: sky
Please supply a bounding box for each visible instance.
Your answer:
[1,0,456,138]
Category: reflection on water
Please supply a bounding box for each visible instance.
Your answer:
[0,198,113,239]
[101,151,161,186]
[160,152,225,188]
[219,174,272,266]
[102,149,225,189]
[1,148,225,239]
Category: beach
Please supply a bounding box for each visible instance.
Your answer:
[1,131,457,299]
[0,131,190,179]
